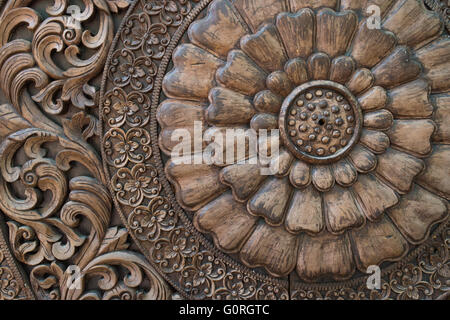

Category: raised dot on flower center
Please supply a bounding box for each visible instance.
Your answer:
[279,80,362,164]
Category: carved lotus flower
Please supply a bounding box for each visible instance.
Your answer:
[158,0,449,280]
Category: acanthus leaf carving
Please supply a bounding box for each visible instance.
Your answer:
[98,227,130,256]
[0,0,172,300]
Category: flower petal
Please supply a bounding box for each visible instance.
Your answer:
[376,148,424,194]
[163,44,224,101]
[220,160,267,202]
[417,145,450,200]
[289,160,311,188]
[285,186,323,234]
[350,20,396,68]
[433,94,450,144]
[357,86,387,112]
[329,56,355,84]
[248,177,292,225]
[269,147,294,177]
[386,79,433,118]
[194,192,258,252]
[240,222,298,277]
[290,0,338,10]
[156,99,205,154]
[204,126,255,166]
[340,0,372,11]
[352,174,398,221]
[157,99,205,128]
[234,0,288,32]
[366,0,396,16]
[114,141,126,153]
[387,120,434,156]
[359,129,390,154]
[166,159,227,211]
[253,90,282,113]
[346,68,374,95]
[307,52,330,80]
[363,109,393,130]
[382,0,442,49]
[188,0,248,58]
[250,113,278,130]
[371,46,421,89]
[266,71,294,97]
[257,131,280,158]
[206,87,256,125]
[241,24,288,73]
[388,184,448,244]
[217,50,267,96]
[276,9,314,59]
[124,181,136,192]
[316,9,357,58]
[416,37,450,93]
[332,159,357,186]
[324,185,365,234]
[349,144,377,173]
[285,58,308,85]
[297,232,355,281]
[311,165,334,192]
[350,216,409,272]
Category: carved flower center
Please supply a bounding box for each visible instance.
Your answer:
[279,80,362,164]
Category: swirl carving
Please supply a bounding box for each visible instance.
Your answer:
[0,0,171,300]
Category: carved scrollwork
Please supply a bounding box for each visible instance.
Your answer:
[0,121,170,299]
[103,88,151,128]
[104,128,153,168]
[0,249,20,299]
[108,50,157,91]
[140,0,198,27]
[213,271,257,300]
[120,12,170,57]
[0,0,172,300]
[0,0,448,301]
[128,196,178,241]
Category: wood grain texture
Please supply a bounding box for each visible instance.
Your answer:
[1,0,448,301]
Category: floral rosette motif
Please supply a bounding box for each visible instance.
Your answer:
[157,0,450,281]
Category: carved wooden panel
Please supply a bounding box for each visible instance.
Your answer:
[0,0,449,300]
[0,0,171,300]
